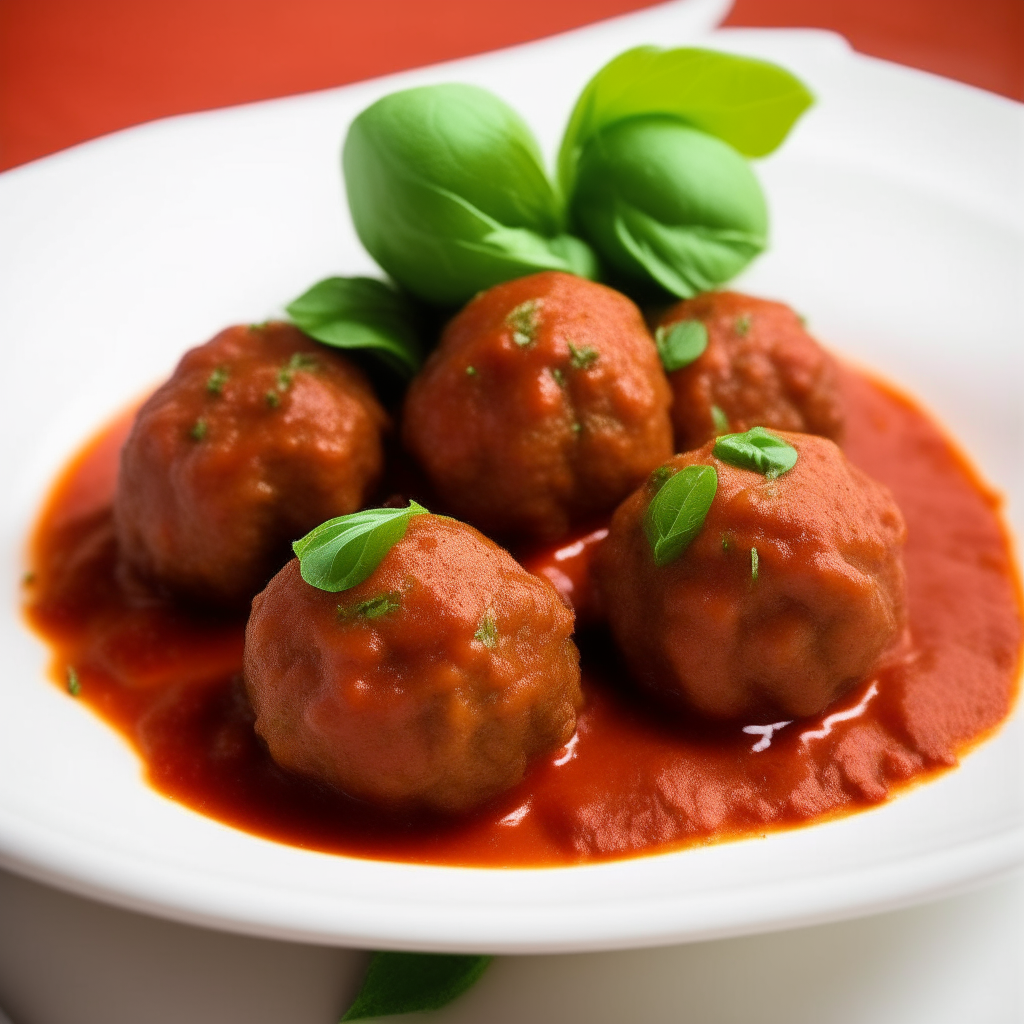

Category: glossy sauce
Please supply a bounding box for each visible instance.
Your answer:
[23,369,1022,865]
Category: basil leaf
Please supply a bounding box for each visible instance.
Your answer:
[643,464,717,567]
[571,118,767,298]
[655,319,707,371]
[286,277,422,377]
[343,84,598,306]
[558,46,813,196]
[342,952,493,1021]
[292,502,427,593]
[714,426,798,478]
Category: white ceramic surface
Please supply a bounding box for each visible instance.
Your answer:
[0,6,1021,953]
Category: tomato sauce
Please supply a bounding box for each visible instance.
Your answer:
[22,368,1022,866]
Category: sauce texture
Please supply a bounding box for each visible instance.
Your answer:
[23,369,1022,865]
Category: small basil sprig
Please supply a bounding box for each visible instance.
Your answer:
[655,319,708,372]
[293,502,427,593]
[644,464,717,567]
[286,277,422,377]
[342,952,493,1021]
[714,426,798,478]
[343,84,597,306]
[558,46,814,196]
[571,117,767,298]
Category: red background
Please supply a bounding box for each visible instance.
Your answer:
[1,0,1021,172]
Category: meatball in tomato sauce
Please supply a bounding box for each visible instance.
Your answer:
[659,292,844,451]
[114,323,388,608]
[402,271,673,543]
[597,431,906,721]
[244,514,582,813]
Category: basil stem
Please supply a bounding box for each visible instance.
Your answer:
[714,426,798,478]
[343,84,597,306]
[655,319,708,372]
[292,502,427,593]
[342,952,493,1021]
[643,464,717,566]
[286,276,423,378]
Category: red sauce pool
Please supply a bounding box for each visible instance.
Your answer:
[22,369,1023,866]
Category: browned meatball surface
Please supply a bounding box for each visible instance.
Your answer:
[244,514,582,813]
[403,271,673,543]
[115,323,388,608]
[660,292,845,451]
[597,432,907,721]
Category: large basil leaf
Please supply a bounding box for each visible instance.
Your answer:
[342,953,493,1020]
[558,46,813,196]
[344,84,598,306]
[286,277,422,377]
[571,117,767,298]
[292,502,428,593]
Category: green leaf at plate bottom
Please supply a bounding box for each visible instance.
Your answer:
[342,952,493,1020]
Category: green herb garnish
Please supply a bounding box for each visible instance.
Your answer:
[710,405,730,435]
[465,365,478,377]
[66,666,80,696]
[474,608,498,648]
[714,426,798,478]
[293,502,428,593]
[649,464,677,493]
[655,320,708,372]
[643,464,717,566]
[735,315,751,336]
[507,300,541,347]
[340,591,402,621]
[571,421,582,435]
[342,952,493,1021]
[264,390,280,409]
[206,366,229,395]
[568,342,599,370]
[286,276,423,378]
[751,546,759,581]
[189,419,207,441]
[343,83,597,306]
[551,367,565,387]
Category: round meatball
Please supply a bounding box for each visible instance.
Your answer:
[115,323,388,608]
[403,271,673,542]
[597,432,906,721]
[244,514,582,813]
[659,292,845,451]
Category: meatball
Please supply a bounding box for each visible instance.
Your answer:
[115,323,388,608]
[597,431,906,721]
[244,514,582,813]
[402,271,673,542]
[659,292,844,451]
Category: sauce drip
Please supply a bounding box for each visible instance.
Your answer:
[22,369,1022,866]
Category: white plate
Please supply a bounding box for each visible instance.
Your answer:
[0,4,1022,953]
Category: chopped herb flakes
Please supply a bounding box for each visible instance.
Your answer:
[571,422,582,435]
[465,365,478,377]
[551,367,565,387]
[649,465,677,493]
[340,591,402,621]
[473,609,498,648]
[567,343,599,370]
[265,390,280,409]
[751,547,759,581]
[288,352,319,372]
[206,366,230,395]
[735,315,751,336]
[249,321,270,332]
[710,405,730,434]
[721,534,731,551]
[507,300,541,347]
[66,666,81,696]
[189,419,208,441]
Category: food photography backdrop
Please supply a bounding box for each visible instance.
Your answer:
[1,1,1022,1022]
